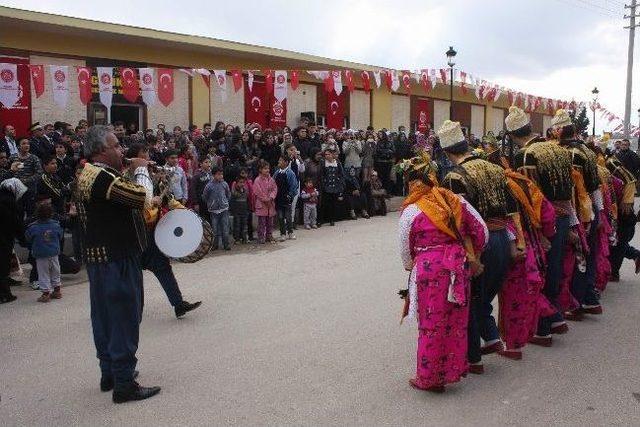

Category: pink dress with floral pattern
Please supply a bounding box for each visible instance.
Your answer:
[399,198,487,388]
[499,198,557,350]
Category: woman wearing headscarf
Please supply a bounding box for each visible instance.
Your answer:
[0,178,27,303]
[398,152,487,392]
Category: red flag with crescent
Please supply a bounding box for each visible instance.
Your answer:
[231,70,243,92]
[345,70,355,93]
[323,72,333,93]
[120,67,139,103]
[419,69,432,93]
[157,68,174,107]
[401,70,411,95]
[263,70,273,94]
[384,70,393,91]
[361,71,371,92]
[326,88,345,130]
[290,70,299,90]
[439,69,448,85]
[76,66,93,105]
[29,65,45,98]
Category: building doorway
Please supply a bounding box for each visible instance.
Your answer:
[88,102,144,131]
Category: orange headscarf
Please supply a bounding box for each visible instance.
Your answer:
[402,180,463,240]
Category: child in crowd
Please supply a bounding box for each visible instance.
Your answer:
[206,144,224,171]
[232,168,254,241]
[230,176,250,244]
[202,166,231,251]
[25,202,63,302]
[300,177,319,229]
[252,160,277,244]
[191,157,213,220]
[165,150,189,205]
[273,155,298,241]
[320,149,346,226]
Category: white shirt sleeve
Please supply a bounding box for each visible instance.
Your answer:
[398,204,421,270]
[590,188,603,212]
[133,166,153,204]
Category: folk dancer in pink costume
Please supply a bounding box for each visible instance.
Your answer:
[398,152,488,393]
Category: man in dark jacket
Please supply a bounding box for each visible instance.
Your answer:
[616,139,640,179]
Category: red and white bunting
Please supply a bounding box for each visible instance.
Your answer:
[194,68,211,88]
[76,66,93,105]
[247,71,254,92]
[178,68,195,77]
[332,70,342,95]
[361,71,371,92]
[97,67,113,110]
[0,63,19,108]
[50,65,69,108]
[401,70,411,95]
[388,70,398,92]
[439,68,448,85]
[419,69,432,93]
[213,70,227,101]
[372,71,381,89]
[139,67,156,106]
[157,68,174,107]
[345,70,355,93]
[459,71,468,94]
[290,70,299,91]
[120,67,139,104]
[231,70,243,92]
[273,70,287,102]
[29,65,45,99]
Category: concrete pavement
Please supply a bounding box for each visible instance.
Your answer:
[1,213,640,426]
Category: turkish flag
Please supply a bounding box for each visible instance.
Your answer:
[290,70,299,90]
[345,70,355,93]
[120,67,139,103]
[231,70,243,92]
[76,66,93,105]
[263,70,273,94]
[29,65,45,98]
[384,70,393,91]
[157,68,174,107]
[244,79,267,129]
[419,69,432,93]
[361,71,370,92]
[323,72,333,93]
[439,69,448,85]
[459,71,468,94]
[507,91,514,105]
[401,71,411,95]
[416,98,430,133]
[326,88,345,130]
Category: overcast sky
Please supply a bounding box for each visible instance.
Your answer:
[2,0,638,132]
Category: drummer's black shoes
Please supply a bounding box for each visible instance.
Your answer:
[112,382,161,404]
[101,370,139,392]
[175,300,202,318]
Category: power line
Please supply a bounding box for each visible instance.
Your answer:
[574,0,620,14]
[553,0,620,18]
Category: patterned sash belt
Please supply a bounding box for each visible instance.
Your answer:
[485,217,509,231]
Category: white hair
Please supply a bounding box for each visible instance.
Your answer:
[84,125,111,158]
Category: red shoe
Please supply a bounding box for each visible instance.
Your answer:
[498,349,522,360]
[409,379,445,393]
[468,364,484,375]
[529,335,552,347]
[581,305,603,315]
[480,340,504,355]
[551,323,569,334]
[50,286,62,299]
[563,310,584,321]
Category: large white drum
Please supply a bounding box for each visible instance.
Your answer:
[154,209,213,263]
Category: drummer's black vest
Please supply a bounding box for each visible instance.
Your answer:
[77,163,147,263]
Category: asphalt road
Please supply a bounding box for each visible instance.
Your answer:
[2,213,640,426]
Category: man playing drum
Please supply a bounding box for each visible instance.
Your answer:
[126,143,202,318]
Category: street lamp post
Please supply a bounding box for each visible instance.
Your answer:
[591,87,599,136]
[446,46,457,121]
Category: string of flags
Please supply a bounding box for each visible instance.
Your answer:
[0,62,632,134]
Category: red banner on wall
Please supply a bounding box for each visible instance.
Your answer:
[269,98,287,130]
[244,79,267,129]
[326,88,345,130]
[0,57,31,137]
[416,98,430,133]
